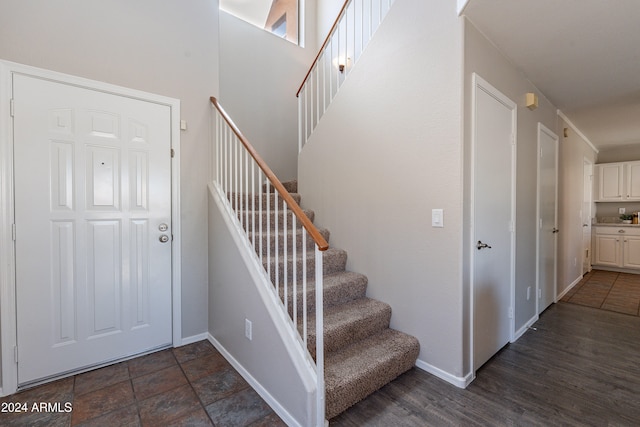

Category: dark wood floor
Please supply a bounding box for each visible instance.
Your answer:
[331,302,640,426]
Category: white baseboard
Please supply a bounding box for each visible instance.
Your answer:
[414,359,473,389]
[179,333,208,346]
[513,314,539,341]
[207,333,301,427]
[557,275,582,301]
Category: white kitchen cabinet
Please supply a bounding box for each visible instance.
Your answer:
[626,161,640,200]
[595,163,624,201]
[594,232,621,266]
[593,226,640,270]
[623,236,640,268]
[595,161,640,201]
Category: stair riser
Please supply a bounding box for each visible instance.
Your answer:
[325,333,421,419]
[238,210,315,232]
[277,275,368,320]
[306,307,392,359]
[229,193,301,210]
[263,180,298,193]
[263,250,347,282]
[251,229,330,255]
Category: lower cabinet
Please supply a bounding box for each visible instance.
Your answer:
[593,226,640,269]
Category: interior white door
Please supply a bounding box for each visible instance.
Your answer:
[583,160,593,274]
[472,75,515,371]
[537,124,558,314]
[13,74,172,385]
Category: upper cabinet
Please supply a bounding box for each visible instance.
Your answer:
[595,161,640,202]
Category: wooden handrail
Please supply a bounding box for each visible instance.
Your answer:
[210,97,329,251]
[296,0,351,97]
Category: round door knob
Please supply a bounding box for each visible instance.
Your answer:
[159,234,169,243]
[159,223,169,232]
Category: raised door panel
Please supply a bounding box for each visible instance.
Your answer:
[597,164,624,201]
[595,234,620,267]
[623,236,640,268]
[626,162,640,200]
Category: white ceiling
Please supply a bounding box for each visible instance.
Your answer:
[463,0,640,150]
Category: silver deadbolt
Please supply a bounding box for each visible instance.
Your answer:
[159,234,169,243]
[159,223,169,232]
[477,240,492,250]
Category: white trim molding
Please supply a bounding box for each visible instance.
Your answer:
[415,359,473,389]
[208,334,303,427]
[0,60,182,396]
[557,275,583,301]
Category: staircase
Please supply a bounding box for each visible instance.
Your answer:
[244,180,420,419]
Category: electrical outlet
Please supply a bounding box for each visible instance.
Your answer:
[245,318,252,341]
[619,207,626,214]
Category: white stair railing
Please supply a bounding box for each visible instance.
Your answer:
[297,0,396,150]
[210,97,328,426]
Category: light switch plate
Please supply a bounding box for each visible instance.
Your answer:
[432,209,444,228]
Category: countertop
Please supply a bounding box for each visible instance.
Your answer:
[594,223,640,227]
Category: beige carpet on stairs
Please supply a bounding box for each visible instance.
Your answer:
[241,180,420,419]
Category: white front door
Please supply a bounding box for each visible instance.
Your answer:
[13,74,173,385]
[537,124,558,314]
[583,160,593,274]
[472,74,515,371]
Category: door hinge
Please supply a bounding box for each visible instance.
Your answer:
[508,307,513,319]
[12,223,16,241]
[10,98,15,117]
[14,346,18,363]
[170,148,175,158]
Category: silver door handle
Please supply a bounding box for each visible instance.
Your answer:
[159,223,169,232]
[159,234,169,243]
[583,224,589,227]
[552,228,559,233]
[477,240,492,250]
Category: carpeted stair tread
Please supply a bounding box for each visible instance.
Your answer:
[324,328,420,419]
[281,271,369,317]
[305,298,392,357]
[233,182,420,420]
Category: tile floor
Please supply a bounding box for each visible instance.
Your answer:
[0,340,286,426]
[562,269,640,316]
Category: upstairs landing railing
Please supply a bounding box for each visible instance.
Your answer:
[297,0,396,150]
[210,97,328,426]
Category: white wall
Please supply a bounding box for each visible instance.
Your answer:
[316,0,345,41]
[557,118,597,294]
[218,3,317,182]
[0,0,219,339]
[298,0,466,381]
[463,20,559,348]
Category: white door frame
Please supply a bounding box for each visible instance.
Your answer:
[0,60,182,396]
[583,158,594,274]
[536,123,559,315]
[469,73,517,375]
